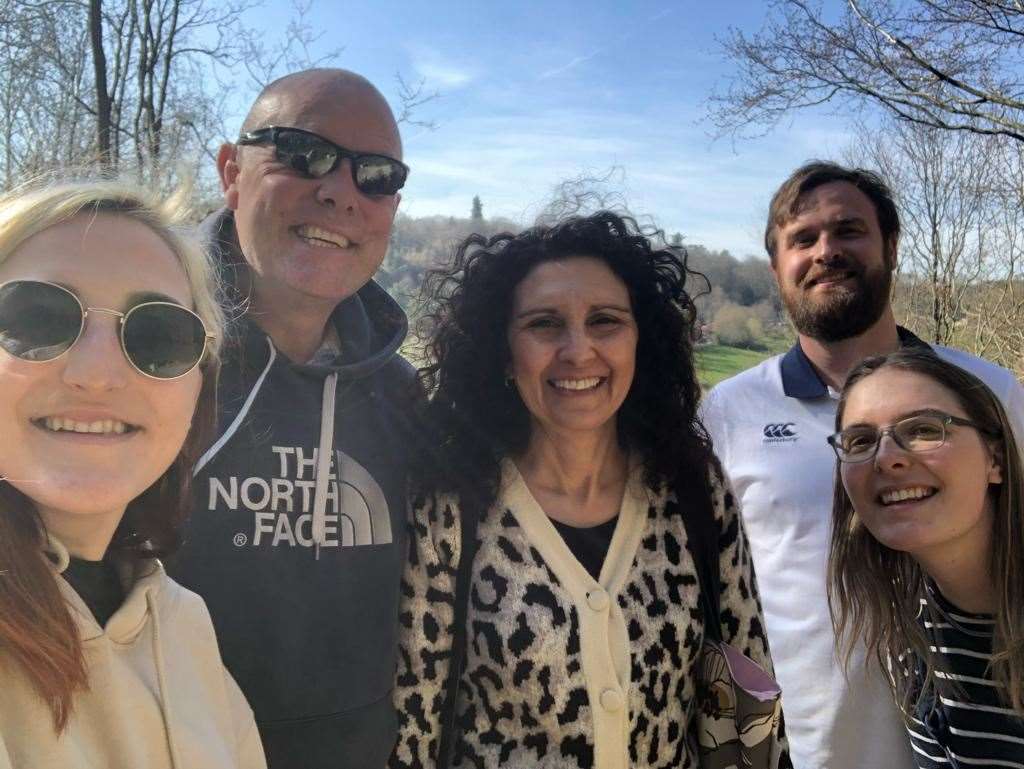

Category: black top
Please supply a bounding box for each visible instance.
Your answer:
[905,583,1024,768]
[550,515,619,581]
[62,557,124,628]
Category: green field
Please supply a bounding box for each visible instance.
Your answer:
[695,337,793,390]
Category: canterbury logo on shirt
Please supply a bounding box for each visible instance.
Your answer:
[762,423,798,442]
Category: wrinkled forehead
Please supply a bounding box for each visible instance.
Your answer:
[248,82,402,158]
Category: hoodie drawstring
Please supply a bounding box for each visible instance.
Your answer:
[312,372,339,559]
[148,591,182,769]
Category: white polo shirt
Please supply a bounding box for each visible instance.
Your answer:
[699,330,1024,769]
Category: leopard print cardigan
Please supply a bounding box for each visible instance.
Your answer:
[391,460,787,769]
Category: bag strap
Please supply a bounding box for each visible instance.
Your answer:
[683,475,722,644]
[436,499,480,769]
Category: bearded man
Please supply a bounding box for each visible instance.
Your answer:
[699,161,1024,769]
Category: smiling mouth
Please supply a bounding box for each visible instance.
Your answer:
[550,377,605,392]
[809,271,856,288]
[32,417,140,435]
[294,224,352,249]
[878,486,937,506]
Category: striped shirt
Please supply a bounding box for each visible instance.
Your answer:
[903,586,1024,768]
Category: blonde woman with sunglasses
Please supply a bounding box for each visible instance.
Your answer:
[828,349,1024,768]
[0,179,265,769]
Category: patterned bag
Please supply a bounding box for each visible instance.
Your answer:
[694,637,784,768]
[686,477,787,769]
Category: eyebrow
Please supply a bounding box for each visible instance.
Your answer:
[128,290,182,306]
[49,283,183,309]
[785,217,867,244]
[841,408,948,430]
[514,304,633,319]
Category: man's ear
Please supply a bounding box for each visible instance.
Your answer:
[884,235,899,272]
[217,143,241,210]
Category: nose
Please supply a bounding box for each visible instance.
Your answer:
[60,313,130,391]
[315,158,360,213]
[873,431,911,471]
[558,325,597,366]
[814,230,842,262]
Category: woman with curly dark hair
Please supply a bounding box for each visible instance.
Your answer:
[391,212,787,769]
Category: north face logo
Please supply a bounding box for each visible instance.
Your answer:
[762,423,798,443]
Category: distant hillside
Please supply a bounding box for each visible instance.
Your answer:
[379,212,786,348]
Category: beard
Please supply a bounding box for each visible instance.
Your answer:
[782,258,893,343]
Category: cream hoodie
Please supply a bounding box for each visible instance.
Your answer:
[0,540,266,769]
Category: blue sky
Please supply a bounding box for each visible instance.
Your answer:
[241,1,853,259]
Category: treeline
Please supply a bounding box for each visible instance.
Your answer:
[378,211,787,351]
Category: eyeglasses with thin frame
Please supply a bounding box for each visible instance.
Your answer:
[827,410,996,463]
[0,279,214,380]
[236,125,409,196]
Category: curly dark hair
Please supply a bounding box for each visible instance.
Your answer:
[414,210,715,513]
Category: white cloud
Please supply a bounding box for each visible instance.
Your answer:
[539,53,598,80]
[409,46,476,89]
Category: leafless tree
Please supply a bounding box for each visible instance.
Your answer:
[712,0,1024,144]
[847,117,997,345]
[968,139,1024,375]
[0,0,252,188]
[0,0,439,192]
[844,117,1024,373]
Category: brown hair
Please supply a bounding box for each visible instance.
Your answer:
[0,178,222,731]
[827,349,1024,715]
[765,161,901,263]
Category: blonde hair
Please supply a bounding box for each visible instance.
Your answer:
[0,176,223,731]
[0,176,223,358]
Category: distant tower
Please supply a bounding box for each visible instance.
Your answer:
[471,195,483,221]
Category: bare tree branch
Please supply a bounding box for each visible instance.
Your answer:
[711,0,1024,144]
[394,72,440,129]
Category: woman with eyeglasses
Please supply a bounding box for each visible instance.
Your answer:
[827,349,1024,769]
[0,179,265,769]
[391,212,788,769]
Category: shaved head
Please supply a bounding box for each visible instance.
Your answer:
[239,68,402,157]
[218,66,404,316]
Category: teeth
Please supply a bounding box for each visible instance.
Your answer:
[297,225,350,249]
[880,486,934,505]
[41,417,132,435]
[552,377,602,391]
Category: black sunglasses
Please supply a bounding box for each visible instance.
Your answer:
[237,126,409,196]
[0,279,214,380]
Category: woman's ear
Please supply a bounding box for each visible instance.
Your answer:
[987,443,1004,485]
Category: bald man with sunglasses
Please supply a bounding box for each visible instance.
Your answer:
[170,69,418,769]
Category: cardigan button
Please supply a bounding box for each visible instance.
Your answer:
[599,688,624,712]
[586,589,609,612]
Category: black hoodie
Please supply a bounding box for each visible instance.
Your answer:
[169,209,417,769]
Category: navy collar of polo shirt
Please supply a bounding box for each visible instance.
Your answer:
[780,326,932,399]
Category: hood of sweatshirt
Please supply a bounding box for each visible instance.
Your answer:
[47,535,164,644]
[196,207,410,555]
[199,207,407,382]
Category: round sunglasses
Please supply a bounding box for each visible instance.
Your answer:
[0,279,213,380]
[237,126,409,196]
